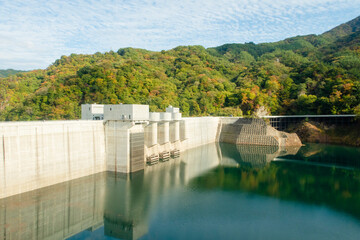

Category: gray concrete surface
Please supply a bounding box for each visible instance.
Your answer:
[0,117,300,199]
[0,120,106,199]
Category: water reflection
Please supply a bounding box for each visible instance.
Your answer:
[275,143,360,169]
[104,172,148,240]
[103,143,221,239]
[219,143,301,168]
[0,173,106,240]
[192,143,360,220]
[1,143,360,239]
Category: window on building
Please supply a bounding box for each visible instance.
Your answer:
[129,115,131,119]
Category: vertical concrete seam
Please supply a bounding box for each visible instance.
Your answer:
[67,126,71,176]
[127,125,131,173]
[35,127,39,178]
[41,125,45,171]
[16,125,20,172]
[92,126,96,173]
[114,121,117,173]
[2,134,6,191]
[215,118,222,143]
[63,124,67,177]
[104,121,107,171]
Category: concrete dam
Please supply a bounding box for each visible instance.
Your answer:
[0,104,301,199]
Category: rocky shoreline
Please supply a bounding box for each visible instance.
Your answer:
[287,120,360,147]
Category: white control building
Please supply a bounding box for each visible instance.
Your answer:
[81,104,104,120]
[103,104,149,121]
[81,104,181,122]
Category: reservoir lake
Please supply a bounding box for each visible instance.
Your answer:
[1,142,360,239]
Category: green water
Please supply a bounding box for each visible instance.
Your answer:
[1,143,360,239]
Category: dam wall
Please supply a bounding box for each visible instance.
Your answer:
[180,117,221,150]
[0,121,106,199]
[0,116,301,199]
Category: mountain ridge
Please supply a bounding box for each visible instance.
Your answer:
[0,69,26,78]
[0,16,360,120]
[322,15,360,39]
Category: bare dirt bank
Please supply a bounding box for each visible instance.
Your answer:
[287,120,360,147]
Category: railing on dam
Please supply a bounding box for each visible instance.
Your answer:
[262,115,357,131]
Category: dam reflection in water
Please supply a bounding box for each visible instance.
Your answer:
[1,143,360,239]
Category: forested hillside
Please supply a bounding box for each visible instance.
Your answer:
[1,16,360,120]
[0,69,26,78]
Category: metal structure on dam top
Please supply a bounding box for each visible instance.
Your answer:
[263,114,357,131]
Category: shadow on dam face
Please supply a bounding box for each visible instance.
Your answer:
[0,143,303,240]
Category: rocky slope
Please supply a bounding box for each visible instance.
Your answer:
[288,121,360,147]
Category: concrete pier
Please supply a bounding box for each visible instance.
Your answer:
[105,121,144,173]
[144,122,158,147]
[157,122,170,145]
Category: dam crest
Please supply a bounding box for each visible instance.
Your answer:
[0,104,301,199]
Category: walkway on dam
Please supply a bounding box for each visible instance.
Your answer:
[262,114,357,131]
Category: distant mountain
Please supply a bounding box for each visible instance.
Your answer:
[0,69,26,78]
[211,16,360,59]
[0,16,360,121]
[322,16,360,40]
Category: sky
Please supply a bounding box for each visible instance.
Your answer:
[0,0,360,70]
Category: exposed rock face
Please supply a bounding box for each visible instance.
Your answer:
[219,118,302,147]
[288,121,360,147]
[292,121,325,142]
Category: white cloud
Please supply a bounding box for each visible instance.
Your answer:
[0,0,359,70]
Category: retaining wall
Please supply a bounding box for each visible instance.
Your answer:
[219,118,302,147]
